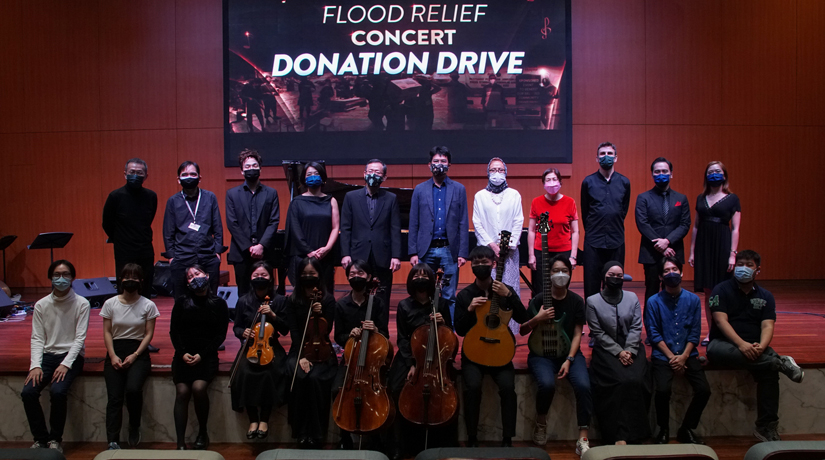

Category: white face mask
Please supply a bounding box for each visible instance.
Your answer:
[489,172,506,186]
[551,272,570,288]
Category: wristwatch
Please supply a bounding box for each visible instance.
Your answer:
[566,356,575,363]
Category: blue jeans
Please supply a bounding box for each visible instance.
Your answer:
[421,246,458,320]
[527,351,592,427]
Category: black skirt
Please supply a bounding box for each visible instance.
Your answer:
[172,352,219,384]
[230,349,287,412]
[590,345,652,444]
[285,354,338,441]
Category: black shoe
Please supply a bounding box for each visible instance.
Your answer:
[298,437,312,449]
[655,428,669,444]
[466,437,479,448]
[390,449,404,460]
[338,436,353,450]
[147,344,160,353]
[501,437,512,447]
[128,427,141,447]
[218,343,226,351]
[177,445,187,450]
[677,427,704,444]
[256,429,269,439]
[193,433,209,450]
[247,430,257,440]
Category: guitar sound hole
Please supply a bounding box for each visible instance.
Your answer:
[485,315,501,329]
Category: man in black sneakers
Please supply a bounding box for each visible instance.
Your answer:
[706,250,804,442]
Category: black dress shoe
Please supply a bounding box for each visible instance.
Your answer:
[147,344,160,353]
[655,428,669,444]
[177,445,187,450]
[337,436,353,450]
[193,433,209,450]
[256,429,269,439]
[501,437,512,447]
[677,427,704,444]
[246,430,257,440]
[466,437,479,448]
[298,437,311,449]
[390,449,404,460]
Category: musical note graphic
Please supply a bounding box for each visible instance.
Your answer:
[541,17,551,39]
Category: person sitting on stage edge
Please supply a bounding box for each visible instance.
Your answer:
[706,249,803,442]
[22,259,90,453]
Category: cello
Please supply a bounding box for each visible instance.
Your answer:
[398,269,459,431]
[461,230,516,367]
[290,287,334,391]
[333,278,395,434]
[527,212,571,358]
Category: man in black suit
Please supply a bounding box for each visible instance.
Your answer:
[635,156,691,310]
[340,159,401,308]
[225,149,280,297]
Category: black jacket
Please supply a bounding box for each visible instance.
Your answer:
[225,183,280,264]
[340,188,401,269]
[634,187,691,264]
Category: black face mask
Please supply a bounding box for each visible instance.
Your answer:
[348,276,368,292]
[604,277,624,290]
[472,264,493,280]
[411,278,431,293]
[662,272,682,288]
[250,277,271,291]
[243,169,260,181]
[180,177,200,189]
[301,275,320,288]
[188,276,209,292]
[126,174,145,189]
[121,280,140,293]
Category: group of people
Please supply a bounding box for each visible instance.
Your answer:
[20,144,805,457]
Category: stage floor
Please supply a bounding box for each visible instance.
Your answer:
[2,280,824,375]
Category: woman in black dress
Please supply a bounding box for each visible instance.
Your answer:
[169,265,229,450]
[688,161,741,345]
[284,161,340,294]
[230,261,288,440]
[586,261,651,445]
[285,256,338,448]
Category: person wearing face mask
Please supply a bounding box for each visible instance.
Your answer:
[102,158,158,300]
[100,263,160,450]
[481,73,506,128]
[586,261,651,445]
[580,142,631,302]
[331,260,391,450]
[689,161,742,346]
[409,146,469,320]
[387,263,455,459]
[22,260,89,453]
[454,246,528,448]
[706,250,803,442]
[230,261,288,441]
[226,149,281,297]
[163,161,224,298]
[284,257,337,449]
[645,257,709,445]
[169,265,229,450]
[340,159,401,310]
[519,255,591,456]
[527,167,579,296]
[284,161,340,295]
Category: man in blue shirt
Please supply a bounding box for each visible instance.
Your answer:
[647,257,709,445]
[409,146,469,317]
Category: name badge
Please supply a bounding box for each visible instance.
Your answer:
[188,222,201,232]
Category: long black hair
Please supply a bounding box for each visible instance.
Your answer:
[249,260,277,298]
[406,263,436,297]
[290,257,326,304]
[181,264,223,310]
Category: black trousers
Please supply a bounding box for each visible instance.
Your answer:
[171,255,220,298]
[581,243,625,299]
[104,340,151,442]
[652,356,711,430]
[115,252,155,299]
[642,263,662,337]
[21,353,84,443]
[530,249,570,296]
[368,252,393,311]
[460,359,517,440]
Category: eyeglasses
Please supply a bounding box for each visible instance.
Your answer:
[51,274,71,280]
[489,168,506,174]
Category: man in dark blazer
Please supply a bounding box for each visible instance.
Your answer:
[409,146,469,317]
[635,156,691,310]
[226,149,280,297]
[340,159,401,308]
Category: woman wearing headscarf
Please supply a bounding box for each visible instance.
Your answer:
[586,261,651,445]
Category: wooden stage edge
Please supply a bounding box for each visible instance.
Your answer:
[1,280,824,376]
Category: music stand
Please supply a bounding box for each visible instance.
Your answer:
[0,235,16,282]
[28,232,73,264]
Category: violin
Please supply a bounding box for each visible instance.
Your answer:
[333,278,395,434]
[246,297,276,366]
[228,296,270,387]
[290,287,333,391]
[398,269,459,428]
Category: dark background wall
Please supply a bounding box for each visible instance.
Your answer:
[1,0,823,288]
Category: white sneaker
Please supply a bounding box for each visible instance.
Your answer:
[532,421,547,446]
[576,437,590,456]
[30,442,46,449]
[47,441,63,453]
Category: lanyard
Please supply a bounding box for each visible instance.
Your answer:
[182,190,201,223]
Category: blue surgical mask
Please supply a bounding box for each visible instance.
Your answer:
[188,276,209,292]
[653,174,670,186]
[598,155,615,169]
[305,175,323,188]
[52,276,72,292]
[733,266,754,283]
[706,173,725,187]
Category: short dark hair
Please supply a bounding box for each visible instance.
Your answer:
[406,263,436,297]
[48,259,76,279]
[541,167,563,184]
[429,146,452,163]
[346,259,373,278]
[651,157,673,172]
[597,142,617,155]
[125,158,148,174]
[549,254,573,274]
[659,256,683,275]
[301,161,328,185]
[366,159,387,176]
[469,245,496,263]
[238,149,263,168]
[250,260,274,278]
[177,160,200,176]
[736,250,761,267]
[120,263,144,281]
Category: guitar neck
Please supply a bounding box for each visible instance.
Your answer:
[541,233,550,298]
[490,247,508,314]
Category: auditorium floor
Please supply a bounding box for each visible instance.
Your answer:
[4,434,825,460]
